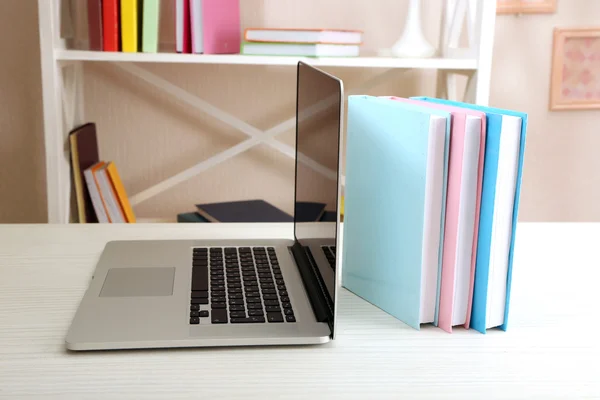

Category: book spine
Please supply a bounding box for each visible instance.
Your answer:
[106,163,136,223]
[142,0,160,52]
[87,0,103,51]
[84,169,110,223]
[190,0,203,53]
[97,169,126,223]
[120,0,138,52]
[102,0,120,51]
[175,0,191,53]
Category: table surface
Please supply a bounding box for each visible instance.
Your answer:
[0,222,598,399]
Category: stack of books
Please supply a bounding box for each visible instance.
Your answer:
[86,0,241,54]
[240,28,363,57]
[69,123,136,223]
[341,96,528,334]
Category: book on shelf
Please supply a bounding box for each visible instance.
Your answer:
[241,42,360,57]
[244,28,363,45]
[195,200,292,223]
[341,95,527,334]
[83,161,136,223]
[69,123,100,223]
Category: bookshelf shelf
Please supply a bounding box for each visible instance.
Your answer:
[38,0,497,224]
[56,50,479,70]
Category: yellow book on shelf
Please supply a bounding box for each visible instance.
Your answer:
[106,162,136,223]
[120,0,138,52]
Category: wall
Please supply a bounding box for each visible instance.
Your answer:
[0,0,599,223]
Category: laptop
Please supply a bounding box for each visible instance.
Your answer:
[65,62,345,350]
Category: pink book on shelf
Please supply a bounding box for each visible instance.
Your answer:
[176,0,191,53]
[202,0,241,54]
[387,97,486,333]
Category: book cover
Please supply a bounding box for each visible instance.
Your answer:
[142,0,161,53]
[106,162,136,223]
[121,0,139,52]
[102,0,120,51]
[69,123,100,223]
[341,96,450,330]
[87,0,103,51]
[202,0,240,54]
[195,200,293,223]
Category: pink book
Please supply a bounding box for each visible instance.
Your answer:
[388,97,486,333]
[202,0,241,54]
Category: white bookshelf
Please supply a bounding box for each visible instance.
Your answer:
[37,0,497,224]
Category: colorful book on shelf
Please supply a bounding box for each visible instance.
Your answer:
[341,95,451,330]
[83,161,136,224]
[402,96,487,333]
[190,0,204,54]
[142,0,161,53]
[175,0,192,53]
[244,28,363,44]
[241,42,359,57]
[121,0,139,52]
[87,0,103,51]
[202,0,240,54]
[415,98,528,334]
[102,0,120,51]
[195,200,293,223]
[69,123,100,223]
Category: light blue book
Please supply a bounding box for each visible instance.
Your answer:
[413,97,528,333]
[341,96,451,330]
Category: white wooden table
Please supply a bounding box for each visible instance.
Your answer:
[0,223,598,399]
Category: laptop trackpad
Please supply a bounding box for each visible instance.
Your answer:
[99,267,175,297]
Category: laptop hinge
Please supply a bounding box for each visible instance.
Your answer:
[290,242,333,324]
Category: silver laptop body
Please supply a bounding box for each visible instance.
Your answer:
[65,62,345,351]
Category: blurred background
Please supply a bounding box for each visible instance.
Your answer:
[1,0,599,223]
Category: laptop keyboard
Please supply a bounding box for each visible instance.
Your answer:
[321,245,336,269]
[190,246,296,325]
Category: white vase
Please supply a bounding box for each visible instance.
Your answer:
[390,0,436,58]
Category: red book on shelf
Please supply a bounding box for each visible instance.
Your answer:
[176,0,191,53]
[103,0,120,51]
[87,0,103,51]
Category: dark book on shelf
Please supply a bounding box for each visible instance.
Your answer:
[69,123,100,223]
[195,200,293,223]
[295,201,327,222]
[177,212,210,223]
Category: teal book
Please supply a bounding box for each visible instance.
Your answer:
[341,96,451,330]
[413,97,527,333]
[142,0,161,53]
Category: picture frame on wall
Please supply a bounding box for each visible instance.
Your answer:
[549,27,600,111]
[496,0,556,14]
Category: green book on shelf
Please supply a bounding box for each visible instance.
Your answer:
[241,42,359,57]
[142,0,161,53]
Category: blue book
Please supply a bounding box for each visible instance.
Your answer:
[341,96,450,329]
[413,97,528,333]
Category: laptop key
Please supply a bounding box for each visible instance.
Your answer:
[263,294,277,300]
[282,302,292,309]
[281,297,290,302]
[230,311,246,318]
[229,299,244,305]
[284,308,294,316]
[248,310,264,316]
[267,313,284,323]
[199,310,209,318]
[190,317,200,324]
[230,305,245,312]
[228,293,243,299]
[246,297,261,303]
[211,297,226,303]
[279,290,288,296]
[211,303,226,309]
[191,291,208,298]
[285,315,296,323]
[266,305,281,313]
[190,304,200,311]
[247,303,263,310]
[192,266,208,291]
[231,317,266,323]
[262,289,276,294]
[264,300,279,306]
[191,298,208,304]
[190,311,199,317]
[211,309,228,324]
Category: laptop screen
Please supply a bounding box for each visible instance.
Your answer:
[293,62,342,317]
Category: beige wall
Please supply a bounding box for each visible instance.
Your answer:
[1,0,599,223]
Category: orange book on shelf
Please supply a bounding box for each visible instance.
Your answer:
[90,162,112,223]
[106,162,136,223]
[243,28,363,45]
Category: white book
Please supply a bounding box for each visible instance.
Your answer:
[420,115,448,323]
[190,0,203,54]
[175,0,187,53]
[486,115,522,328]
[244,29,362,45]
[83,167,109,223]
[241,43,360,57]
[96,165,126,223]
[451,115,482,326]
